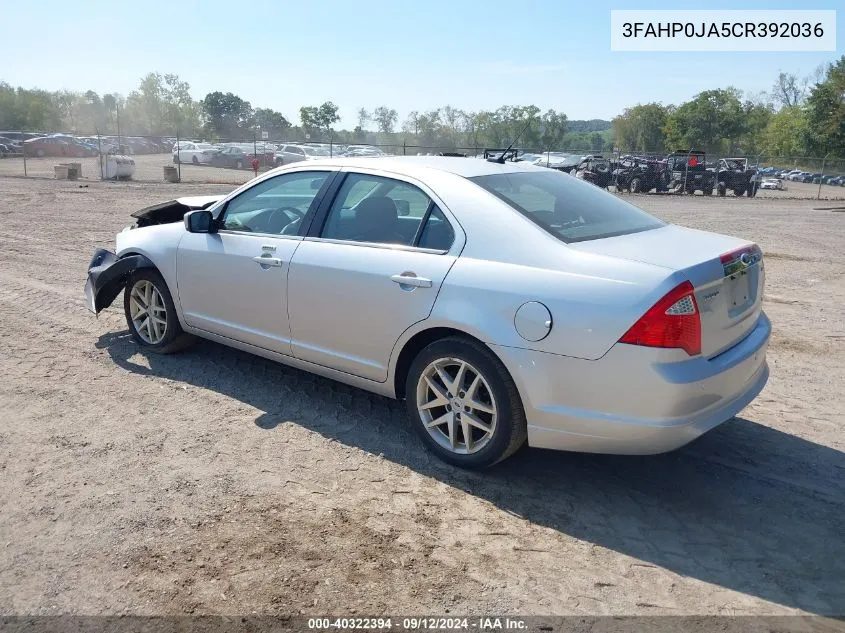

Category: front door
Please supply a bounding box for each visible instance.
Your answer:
[176,170,334,354]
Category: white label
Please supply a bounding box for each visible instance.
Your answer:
[611,10,836,51]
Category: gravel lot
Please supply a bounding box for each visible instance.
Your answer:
[0,176,843,618]
[1,153,844,200]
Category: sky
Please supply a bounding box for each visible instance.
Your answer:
[1,0,842,128]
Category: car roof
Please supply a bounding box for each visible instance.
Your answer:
[271,155,546,178]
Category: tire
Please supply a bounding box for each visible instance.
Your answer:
[733,186,745,197]
[629,177,641,194]
[191,155,199,165]
[124,269,194,354]
[236,160,243,170]
[405,336,527,469]
[717,182,727,197]
[275,157,284,167]
[703,187,713,196]
[746,183,755,197]
[173,155,178,164]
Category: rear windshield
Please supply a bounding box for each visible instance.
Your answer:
[470,170,664,243]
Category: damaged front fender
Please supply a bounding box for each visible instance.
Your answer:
[84,249,155,315]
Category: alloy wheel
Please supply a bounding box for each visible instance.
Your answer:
[416,357,498,455]
[128,280,167,344]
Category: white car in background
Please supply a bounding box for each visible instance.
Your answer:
[172,142,217,165]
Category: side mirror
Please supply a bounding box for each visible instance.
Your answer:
[184,209,216,233]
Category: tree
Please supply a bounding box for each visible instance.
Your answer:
[665,88,746,153]
[402,111,420,136]
[803,56,845,157]
[540,109,567,150]
[613,103,668,152]
[201,91,254,139]
[300,101,340,139]
[372,106,398,134]
[761,107,808,156]
[771,72,809,108]
[356,108,370,130]
[254,108,290,139]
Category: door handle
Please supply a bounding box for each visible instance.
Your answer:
[252,255,283,267]
[391,274,432,288]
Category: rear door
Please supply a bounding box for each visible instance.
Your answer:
[287,168,464,381]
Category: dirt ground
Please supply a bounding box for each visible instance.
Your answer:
[0,176,843,618]
[1,153,844,200]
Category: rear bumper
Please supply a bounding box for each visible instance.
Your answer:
[493,312,771,455]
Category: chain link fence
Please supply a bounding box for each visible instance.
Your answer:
[1,129,844,199]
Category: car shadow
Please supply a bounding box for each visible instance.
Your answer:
[96,331,845,615]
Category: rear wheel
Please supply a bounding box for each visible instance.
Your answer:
[191,155,199,165]
[733,185,745,197]
[717,182,727,196]
[124,269,194,354]
[746,183,755,197]
[629,177,641,194]
[405,337,526,469]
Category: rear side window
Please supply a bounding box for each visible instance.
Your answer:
[470,170,664,243]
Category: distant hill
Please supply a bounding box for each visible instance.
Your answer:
[567,119,612,133]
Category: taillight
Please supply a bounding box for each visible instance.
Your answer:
[619,281,701,356]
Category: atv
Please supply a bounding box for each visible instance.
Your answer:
[572,154,613,189]
[612,155,669,193]
[715,158,758,197]
[666,150,716,195]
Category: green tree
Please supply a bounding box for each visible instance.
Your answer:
[613,103,668,152]
[539,109,567,150]
[373,106,398,134]
[803,56,845,157]
[761,107,808,156]
[254,108,290,139]
[201,91,254,139]
[665,88,746,153]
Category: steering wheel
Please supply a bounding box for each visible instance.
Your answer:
[259,207,305,234]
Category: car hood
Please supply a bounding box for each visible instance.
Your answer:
[130,195,226,227]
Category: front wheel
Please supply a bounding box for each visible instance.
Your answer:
[191,155,199,165]
[124,269,194,354]
[405,337,527,468]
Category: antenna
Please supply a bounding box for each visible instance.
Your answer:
[488,117,534,164]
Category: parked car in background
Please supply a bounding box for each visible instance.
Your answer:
[23,136,97,158]
[274,144,331,165]
[666,150,716,194]
[84,156,770,468]
[613,155,668,193]
[343,145,387,158]
[209,146,259,170]
[173,142,217,165]
[759,178,785,190]
[715,158,758,197]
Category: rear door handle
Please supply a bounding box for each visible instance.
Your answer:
[252,255,284,267]
[391,274,432,288]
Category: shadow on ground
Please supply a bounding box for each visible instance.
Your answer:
[97,331,845,615]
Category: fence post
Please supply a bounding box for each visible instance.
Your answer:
[97,130,103,180]
[403,141,406,156]
[21,130,27,177]
[818,153,830,200]
[175,130,181,182]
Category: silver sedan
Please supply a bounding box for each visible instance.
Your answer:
[85,157,770,468]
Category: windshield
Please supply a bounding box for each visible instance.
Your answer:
[470,170,664,243]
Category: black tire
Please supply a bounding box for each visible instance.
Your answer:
[275,157,284,167]
[733,185,745,197]
[746,183,755,197]
[717,182,727,196]
[191,155,199,165]
[703,187,713,196]
[404,336,527,469]
[629,177,641,194]
[172,154,178,164]
[123,269,194,354]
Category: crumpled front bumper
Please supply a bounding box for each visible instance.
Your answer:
[84,248,153,315]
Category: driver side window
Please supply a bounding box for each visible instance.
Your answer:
[220,171,329,234]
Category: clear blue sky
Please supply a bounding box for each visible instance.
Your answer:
[2,0,841,127]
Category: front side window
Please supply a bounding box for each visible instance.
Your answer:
[320,173,453,249]
[470,170,664,243]
[220,171,329,235]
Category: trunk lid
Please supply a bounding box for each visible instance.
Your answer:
[570,225,764,358]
